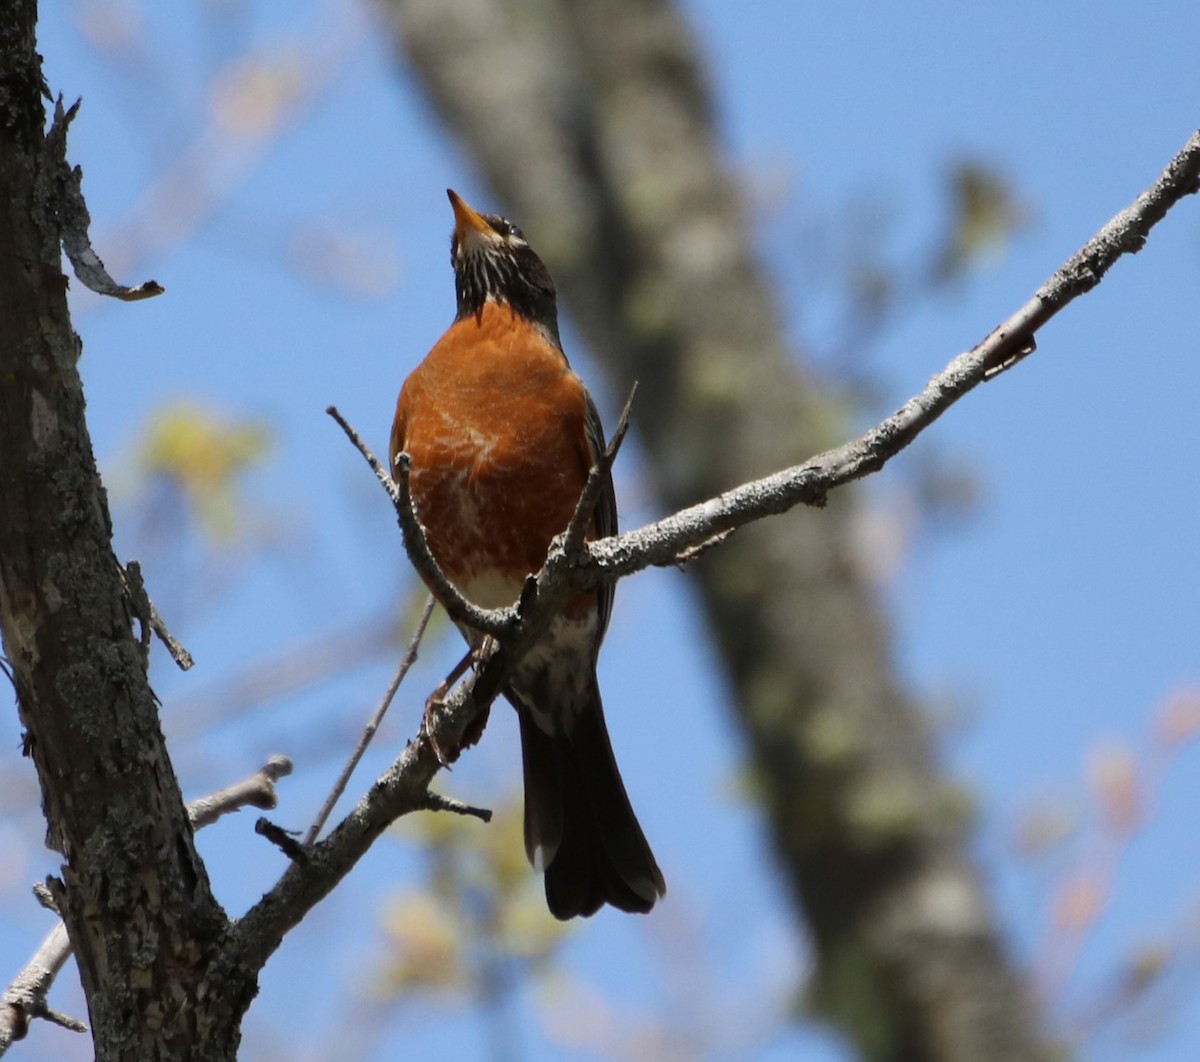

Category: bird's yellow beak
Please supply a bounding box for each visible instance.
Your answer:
[447,189,492,244]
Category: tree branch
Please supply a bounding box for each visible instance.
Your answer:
[186,755,293,830]
[325,405,519,638]
[222,126,1200,989]
[422,791,494,822]
[304,595,437,846]
[119,560,194,671]
[0,925,76,1053]
[560,382,637,555]
[0,758,293,1055]
[565,129,1200,581]
[225,554,565,974]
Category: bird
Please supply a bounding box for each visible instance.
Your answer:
[390,190,666,919]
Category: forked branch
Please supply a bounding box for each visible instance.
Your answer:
[0,759,294,1055]
[221,126,1200,998]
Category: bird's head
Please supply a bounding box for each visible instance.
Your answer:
[447,189,560,344]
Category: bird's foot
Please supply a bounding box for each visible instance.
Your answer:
[420,645,481,765]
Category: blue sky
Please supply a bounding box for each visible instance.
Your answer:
[4,2,1200,1060]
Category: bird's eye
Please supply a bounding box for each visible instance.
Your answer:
[488,216,523,241]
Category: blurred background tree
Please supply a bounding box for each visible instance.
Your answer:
[4,2,1200,1060]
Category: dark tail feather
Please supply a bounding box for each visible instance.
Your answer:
[518,682,665,920]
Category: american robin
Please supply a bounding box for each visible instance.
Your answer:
[390,190,666,919]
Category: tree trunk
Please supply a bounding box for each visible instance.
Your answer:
[381,0,1052,1057]
[0,5,246,1057]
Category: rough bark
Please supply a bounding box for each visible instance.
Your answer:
[380,0,1052,1057]
[0,5,245,1058]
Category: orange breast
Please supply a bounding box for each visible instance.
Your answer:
[392,303,594,611]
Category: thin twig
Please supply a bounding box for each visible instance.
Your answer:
[561,382,637,554]
[325,406,517,638]
[255,819,307,864]
[0,924,77,1051]
[30,885,56,916]
[187,755,293,829]
[46,98,164,303]
[392,454,514,635]
[38,1003,86,1035]
[423,791,493,822]
[120,560,194,672]
[304,595,437,846]
[146,598,195,671]
[324,407,396,500]
[674,529,735,568]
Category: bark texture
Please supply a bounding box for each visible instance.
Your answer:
[0,6,245,1058]
[380,0,1052,1057]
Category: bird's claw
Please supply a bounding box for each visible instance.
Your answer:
[421,688,452,766]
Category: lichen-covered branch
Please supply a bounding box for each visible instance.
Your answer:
[0,925,78,1054]
[0,752,292,1057]
[581,118,1199,572]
